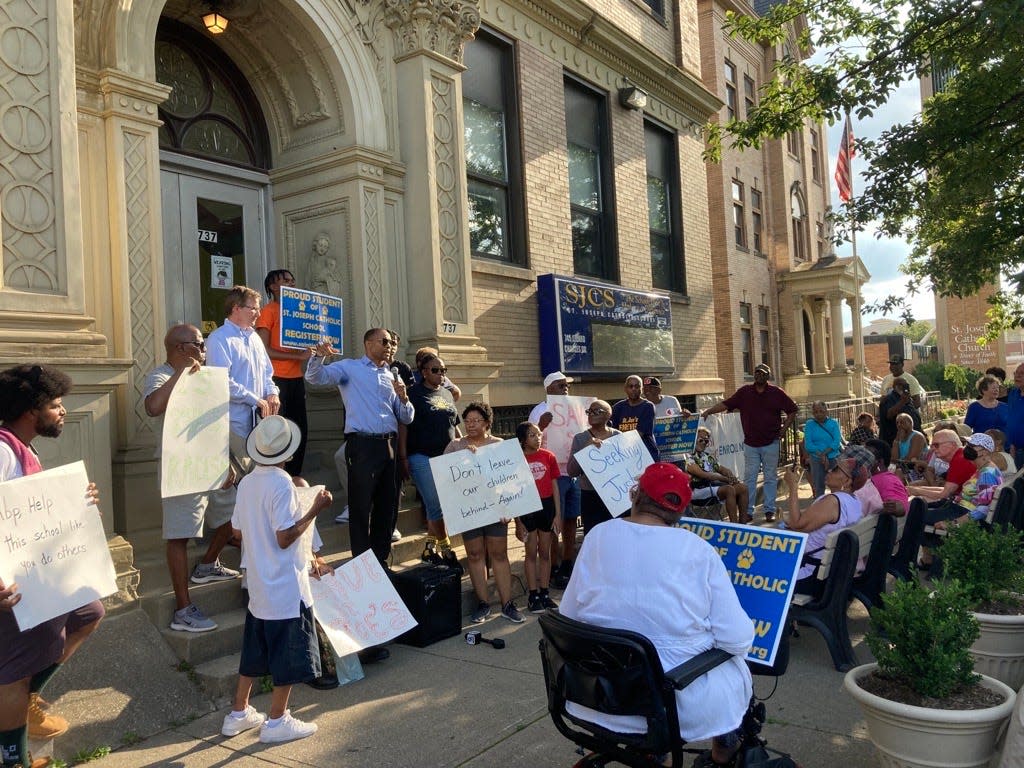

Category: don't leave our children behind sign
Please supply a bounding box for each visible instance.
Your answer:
[430,440,542,537]
[0,461,118,630]
[677,518,806,666]
[279,285,343,351]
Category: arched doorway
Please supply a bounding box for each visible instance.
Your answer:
[156,19,273,334]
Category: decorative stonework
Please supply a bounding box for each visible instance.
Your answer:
[123,130,156,438]
[0,0,61,293]
[430,73,467,324]
[384,0,481,64]
[362,186,385,323]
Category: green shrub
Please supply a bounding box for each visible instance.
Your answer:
[939,521,1024,607]
[866,580,979,698]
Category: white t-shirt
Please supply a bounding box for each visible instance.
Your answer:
[881,371,923,397]
[0,441,24,481]
[528,400,547,425]
[143,362,176,459]
[652,395,683,418]
[560,519,754,742]
[232,465,312,620]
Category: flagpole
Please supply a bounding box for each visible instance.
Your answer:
[845,109,865,393]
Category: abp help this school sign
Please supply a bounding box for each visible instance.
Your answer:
[677,519,806,667]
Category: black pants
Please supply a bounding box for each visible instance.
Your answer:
[345,433,398,564]
[274,376,307,476]
[579,488,613,536]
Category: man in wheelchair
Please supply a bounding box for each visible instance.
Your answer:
[551,463,757,767]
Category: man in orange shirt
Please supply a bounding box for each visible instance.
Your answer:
[256,270,311,476]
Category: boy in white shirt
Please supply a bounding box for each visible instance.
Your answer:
[220,416,332,743]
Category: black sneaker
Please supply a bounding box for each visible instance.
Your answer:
[540,593,558,610]
[764,511,776,523]
[527,593,544,614]
[441,548,464,575]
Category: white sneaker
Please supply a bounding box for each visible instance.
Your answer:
[259,710,317,743]
[335,506,349,524]
[221,705,265,737]
[391,527,401,542]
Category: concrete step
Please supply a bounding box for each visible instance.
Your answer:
[160,607,247,666]
[192,652,242,705]
[141,575,248,629]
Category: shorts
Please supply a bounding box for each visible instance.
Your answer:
[520,496,556,533]
[461,520,509,541]
[239,602,320,686]
[0,600,105,684]
[691,485,723,502]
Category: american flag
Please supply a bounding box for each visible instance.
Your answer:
[834,116,855,203]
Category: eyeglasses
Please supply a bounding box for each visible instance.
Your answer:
[696,436,710,443]
[429,366,447,374]
[585,408,608,415]
[828,465,851,478]
[463,417,487,425]
[181,340,206,350]
[242,304,259,311]
[377,338,397,346]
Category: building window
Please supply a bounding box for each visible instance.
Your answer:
[565,77,615,280]
[724,60,737,121]
[791,186,808,263]
[810,128,822,182]
[786,129,801,160]
[740,302,753,375]
[750,188,763,254]
[463,30,524,264]
[732,180,746,248]
[743,75,756,118]
[645,121,685,293]
[758,305,771,367]
[816,217,825,259]
[642,0,665,18]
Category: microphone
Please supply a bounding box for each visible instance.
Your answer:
[390,365,400,382]
[465,630,505,649]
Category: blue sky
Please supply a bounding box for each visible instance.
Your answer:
[821,74,937,330]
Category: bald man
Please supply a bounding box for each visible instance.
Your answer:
[144,324,239,634]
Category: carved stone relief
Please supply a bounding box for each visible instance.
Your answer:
[430,74,466,324]
[362,186,385,323]
[383,0,481,64]
[0,0,62,294]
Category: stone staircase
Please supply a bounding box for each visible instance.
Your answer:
[134,495,530,703]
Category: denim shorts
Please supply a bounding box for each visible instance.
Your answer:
[239,602,320,686]
[408,453,443,522]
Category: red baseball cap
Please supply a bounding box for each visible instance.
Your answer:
[637,462,692,514]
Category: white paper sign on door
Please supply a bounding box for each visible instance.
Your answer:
[0,462,117,630]
[161,367,230,498]
[573,430,654,517]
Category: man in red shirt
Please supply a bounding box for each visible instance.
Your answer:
[908,429,975,501]
[701,363,797,522]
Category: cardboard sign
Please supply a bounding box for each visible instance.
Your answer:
[431,440,542,536]
[572,430,655,517]
[279,285,343,351]
[0,462,117,630]
[161,367,230,498]
[702,412,746,479]
[309,551,417,656]
[540,394,595,473]
[677,518,807,666]
[655,414,700,463]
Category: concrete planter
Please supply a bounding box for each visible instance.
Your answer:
[971,610,1024,690]
[844,663,1016,768]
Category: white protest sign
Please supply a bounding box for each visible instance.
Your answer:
[430,440,543,536]
[541,395,595,473]
[702,412,746,479]
[161,367,230,498]
[294,485,325,556]
[309,550,417,656]
[0,462,117,630]
[573,430,655,517]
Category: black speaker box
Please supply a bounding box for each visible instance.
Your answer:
[388,563,462,647]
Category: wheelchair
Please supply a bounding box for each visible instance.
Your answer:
[538,611,798,768]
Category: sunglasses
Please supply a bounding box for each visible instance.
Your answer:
[181,340,206,350]
[828,465,851,478]
[585,408,608,415]
[428,366,447,374]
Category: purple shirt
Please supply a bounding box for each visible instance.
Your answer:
[722,384,797,447]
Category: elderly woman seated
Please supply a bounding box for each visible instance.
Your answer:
[685,427,750,524]
[855,439,910,517]
[561,463,753,768]
[783,445,873,597]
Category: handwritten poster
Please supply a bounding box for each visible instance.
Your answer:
[309,551,417,656]
[677,518,807,666]
[573,430,654,517]
[161,367,230,498]
[655,414,700,463]
[0,462,117,630]
[430,440,542,536]
[540,395,595,473]
[279,286,343,351]
[702,412,746,479]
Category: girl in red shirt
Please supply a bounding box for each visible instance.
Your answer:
[516,422,562,613]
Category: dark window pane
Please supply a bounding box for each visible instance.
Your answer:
[647,176,669,234]
[467,180,508,259]
[571,211,603,277]
[650,232,673,290]
[569,143,601,211]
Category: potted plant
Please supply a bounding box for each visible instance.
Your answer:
[939,521,1024,688]
[844,579,1016,768]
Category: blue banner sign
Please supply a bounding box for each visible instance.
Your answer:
[537,274,673,376]
[655,414,699,463]
[676,519,807,666]
[279,286,343,351]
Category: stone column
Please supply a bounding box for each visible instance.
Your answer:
[829,291,847,372]
[384,0,499,397]
[847,294,866,395]
[814,299,830,373]
[792,294,808,373]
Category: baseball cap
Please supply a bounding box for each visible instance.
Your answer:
[636,462,693,514]
[889,354,905,364]
[754,363,771,375]
[642,376,661,387]
[966,433,995,452]
[543,371,572,388]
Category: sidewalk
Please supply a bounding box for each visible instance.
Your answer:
[42,477,880,767]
